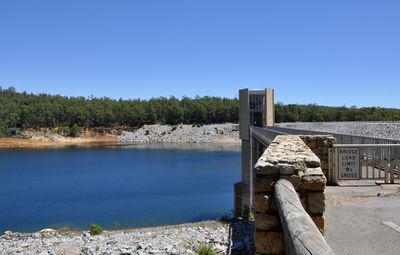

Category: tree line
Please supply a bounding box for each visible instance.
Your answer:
[0,87,238,135]
[1,87,400,136]
[275,103,400,122]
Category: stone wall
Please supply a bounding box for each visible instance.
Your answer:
[253,135,327,255]
[300,135,336,180]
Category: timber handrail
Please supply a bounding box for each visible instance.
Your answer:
[274,179,334,255]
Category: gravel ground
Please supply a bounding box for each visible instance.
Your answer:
[276,122,400,140]
[0,221,230,255]
[118,124,239,144]
[0,220,255,255]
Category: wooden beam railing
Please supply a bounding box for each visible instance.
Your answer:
[274,179,334,255]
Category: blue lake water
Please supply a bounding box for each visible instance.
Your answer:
[0,144,241,233]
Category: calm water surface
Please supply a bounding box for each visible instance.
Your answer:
[0,144,240,232]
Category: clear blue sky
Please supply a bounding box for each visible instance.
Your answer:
[1,0,399,107]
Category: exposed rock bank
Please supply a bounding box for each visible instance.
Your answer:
[0,221,230,255]
[118,124,239,144]
[0,129,117,149]
[276,121,400,140]
[0,220,257,255]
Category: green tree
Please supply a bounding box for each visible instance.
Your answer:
[1,87,400,134]
[69,124,81,137]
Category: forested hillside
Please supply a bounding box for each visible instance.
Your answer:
[0,87,238,133]
[275,103,400,122]
[1,87,400,136]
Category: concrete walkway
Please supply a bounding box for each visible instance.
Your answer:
[325,182,400,255]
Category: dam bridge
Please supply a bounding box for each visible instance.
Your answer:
[235,88,400,218]
[235,88,400,254]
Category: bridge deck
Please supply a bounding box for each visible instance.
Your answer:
[325,184,400,254]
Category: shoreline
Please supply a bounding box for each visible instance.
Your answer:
[0,135,118,149]
[0,123,240,149]
[0,221,254,255]
[0,221,231,255]
[2,220,223,235]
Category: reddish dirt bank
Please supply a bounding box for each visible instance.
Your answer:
[0,133,117,149]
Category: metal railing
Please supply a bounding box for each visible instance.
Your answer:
[251,126,287,146]
[250,126,400,184]
[330,144,400,184]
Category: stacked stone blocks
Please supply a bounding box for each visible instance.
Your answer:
[254,135,327,255]
[300,135,336,180]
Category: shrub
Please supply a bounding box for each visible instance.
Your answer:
[218,214,231,224]
[0,126,10,137]
[3,128,24,138]
[60,126,71,136]
[59,124,81,137]
[248,212,255,221]
[243,206,254,222]
[219,209,234,223]
[9,128,17,136]
[69,124,81,137]
[89,224,103,235]
[197,245,216,255]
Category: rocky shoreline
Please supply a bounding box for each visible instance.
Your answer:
[118,124,239,144]
[0,221,229,255]
[0,124,239,148]
[0,220,254,255]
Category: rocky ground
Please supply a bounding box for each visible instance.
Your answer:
[0,220,254,255]
[118,124,239,144]
[0,222,227,255]
[0,124,239,148]
[276,121,400,140]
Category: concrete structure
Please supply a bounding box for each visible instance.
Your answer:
[240,113,400,253]
[235,88,275,217]
[325,183,400,255]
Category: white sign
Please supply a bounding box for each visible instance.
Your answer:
[338,148,360,180]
